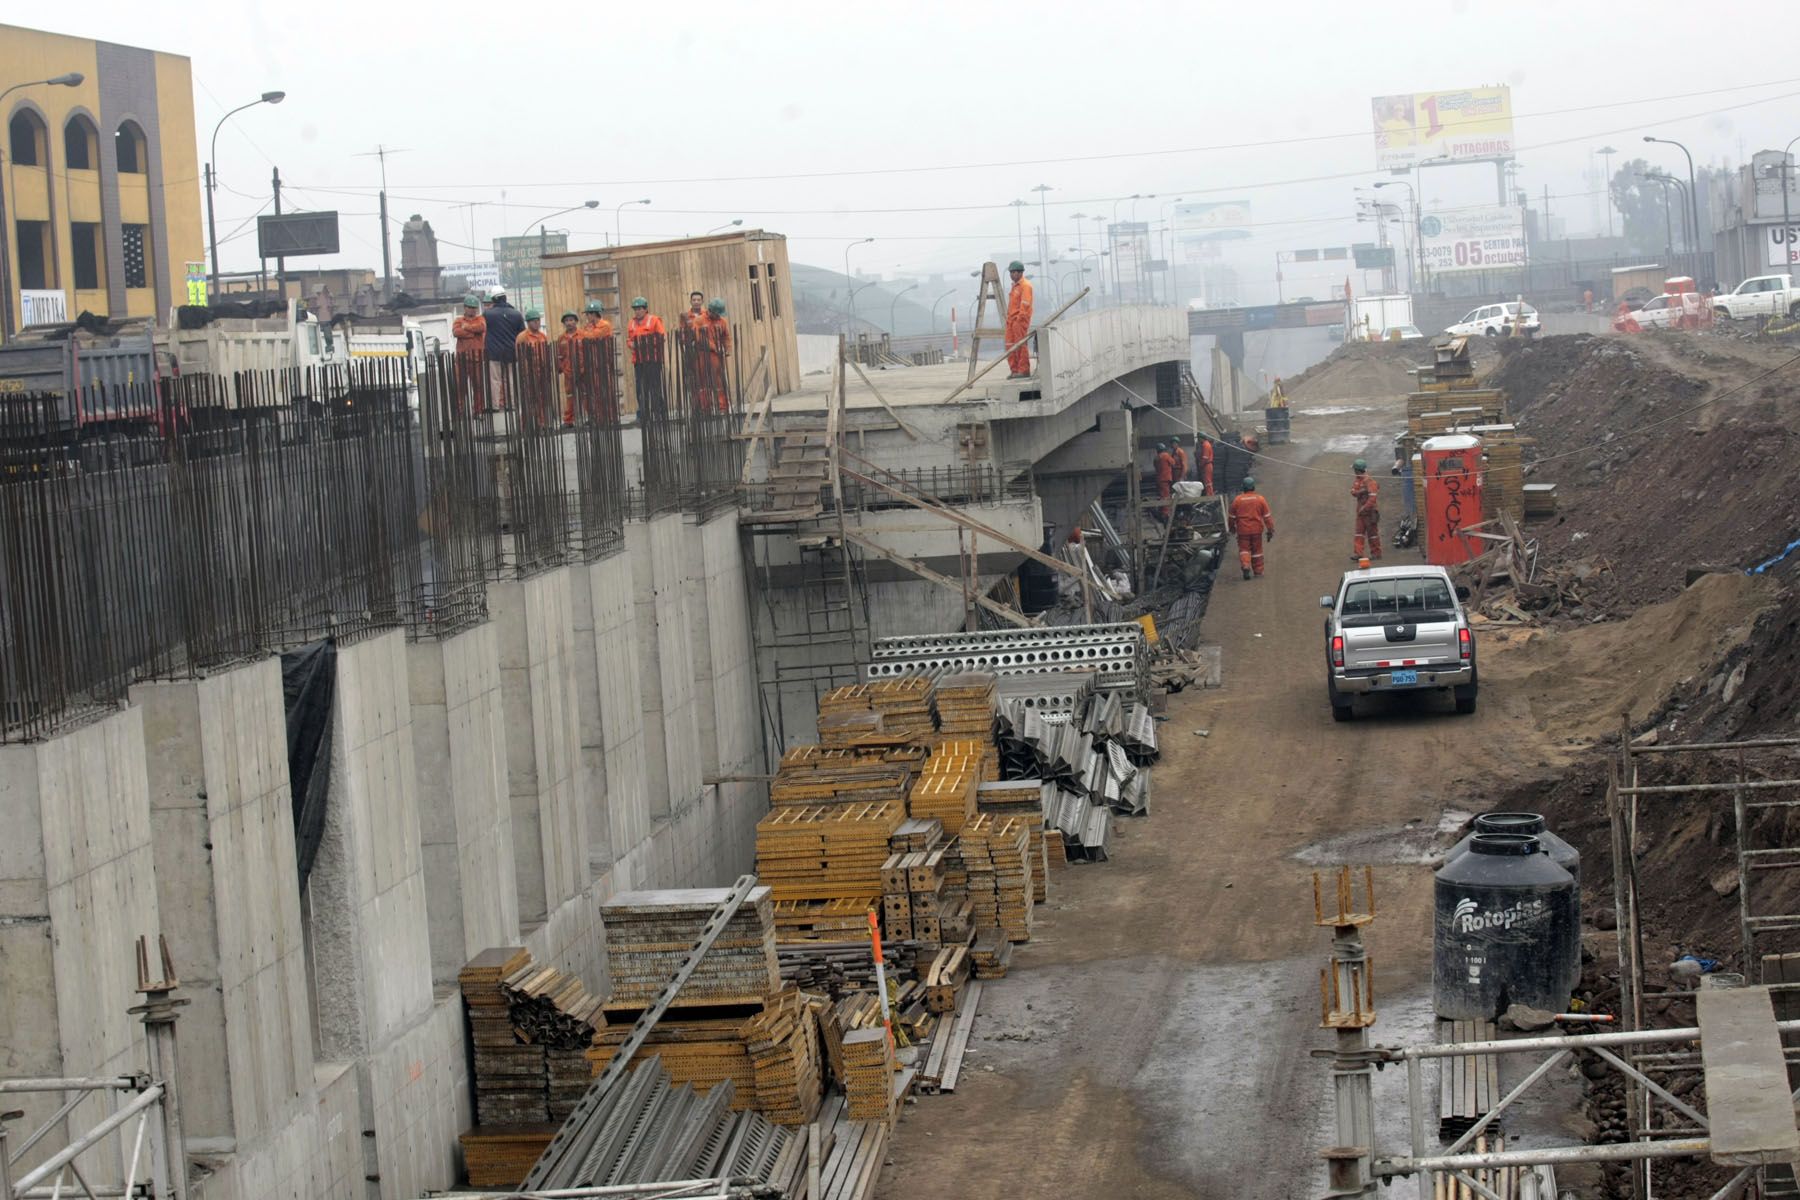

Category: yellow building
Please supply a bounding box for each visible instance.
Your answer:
[1,23,203,337]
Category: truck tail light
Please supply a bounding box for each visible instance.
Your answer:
[1459,628,1472,660]
[1332,635,1345,668]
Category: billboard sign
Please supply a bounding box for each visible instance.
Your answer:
[494,234,567,290]
[1174,201,1253,239]
[1353,244,1395,270]
[1419,206,1526,274]
[257,212,341,258]
[440,261,502,291]
[1766,224,1800,267]
[1372,87,1514,170]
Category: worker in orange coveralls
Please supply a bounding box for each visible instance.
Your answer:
[1005,260,1034,379]
[1228,475,1274,580]
[1153,442,1176,520]
[1199,435,1215,495]
[693,298,733,413]
[626,296,669,419]
[555,311,580,424]
[451,293,486,414]
[1350,458,1383,561]
[514,309,557,427]
[1172,437,1191,483]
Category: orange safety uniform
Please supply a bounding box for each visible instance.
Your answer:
[1173,443,1190,482]
[1006,276,1034,376]
[1228,490,1274,578]
[514,329,556,426]
[694,313,732,413]
[1200,438,1214,495]
[1351,474,1383,560]
[452,313,487,414]
[627,313,669,418]
[1154,448,1175,517]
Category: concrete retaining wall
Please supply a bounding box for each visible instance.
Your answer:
[2,508,767,1200]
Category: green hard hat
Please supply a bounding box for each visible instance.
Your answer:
[561,310,578,321]
[1352,458,1368,471]
[584,300,604,314]
[631,296,648,309]
[707,298,726,314]
[1008,260,1025,272]
[1242,476,1256,490]
[463,293,480,308]
[524,308,542,321]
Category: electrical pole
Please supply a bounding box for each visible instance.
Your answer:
[356,145,408,302]
[271,166,286,302]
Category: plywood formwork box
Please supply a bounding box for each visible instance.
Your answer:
[541,230,798,410]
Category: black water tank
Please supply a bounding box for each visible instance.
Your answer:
[1434,833,1580,1020]
[1448,812,1582,891]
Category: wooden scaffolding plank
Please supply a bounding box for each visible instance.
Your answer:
[1699,985,1800,1166]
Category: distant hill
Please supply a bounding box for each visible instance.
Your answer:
[789,262,951,338]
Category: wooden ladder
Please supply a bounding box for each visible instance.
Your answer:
[966,262,1006,381]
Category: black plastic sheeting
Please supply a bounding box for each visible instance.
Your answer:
[282,640,336,888]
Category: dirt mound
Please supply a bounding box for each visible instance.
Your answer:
[1282,340,1436,402]
[1483,572,1776,738]
[1664,584,1800,741]
[1488,335,1800,613]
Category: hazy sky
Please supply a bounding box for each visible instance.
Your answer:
[28,2,1800,302]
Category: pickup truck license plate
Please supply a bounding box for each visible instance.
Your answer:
[1389,669,1418,685]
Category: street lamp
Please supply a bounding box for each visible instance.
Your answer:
[526,199,599,265]
[1767,134,1800,271]
[202,90,284,293]
[1596,145,1618,238]
[1644,135,1699,252]
[1646,171,1691,253]
[706,219,744,235]
[930,288,956,334]
[1636,172,1677,263]
[613,198,650,246]
[1008,199,1028,259]
[1110,195,1141,297]
[842,238,874,332]
[0,72,86,339]
[889,281,918,334]
[1373,181,1417,292]
[1031,184,1052,286]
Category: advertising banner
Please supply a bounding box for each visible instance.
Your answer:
[1419,206,1526,274]
[1372,87,1514,170]
[1766,224,1800,268]
[494,234,567,290]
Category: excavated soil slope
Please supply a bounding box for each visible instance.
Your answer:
[1488,334,1800,614]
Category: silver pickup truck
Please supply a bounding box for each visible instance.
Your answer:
[1320,564,1478,721]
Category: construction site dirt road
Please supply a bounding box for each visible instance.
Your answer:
[873,390,1569,1198]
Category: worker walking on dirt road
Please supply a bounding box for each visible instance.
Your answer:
[1350,458,1382,561]
[1228,476,1274,580]
[1005,260,1034,379]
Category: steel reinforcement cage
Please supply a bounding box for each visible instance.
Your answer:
[0,328,749,743]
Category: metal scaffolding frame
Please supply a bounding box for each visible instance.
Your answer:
[1609,729,1800,1198]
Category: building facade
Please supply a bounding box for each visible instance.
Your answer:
[1,23,203,335]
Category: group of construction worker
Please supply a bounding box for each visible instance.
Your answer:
[1152,435,1216,515]
[451,287,733,423]
[1219,458,1382,581]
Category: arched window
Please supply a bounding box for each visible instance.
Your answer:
[115,120,146,174]
[9,110,47,166]
[64,114,98,170]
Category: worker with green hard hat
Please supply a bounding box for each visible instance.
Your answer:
[627,295,669,419]
[1351,457,1382,561]
[693,297,732,412]
[1005,259,1034,380]
[1228,475,1275,580]
[555,310,582,424]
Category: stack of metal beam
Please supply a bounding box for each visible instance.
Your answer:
[523,1057,804,1192]
[1119,700,1160,764]
[1042,787,1112,861]
[864,623,1147,694]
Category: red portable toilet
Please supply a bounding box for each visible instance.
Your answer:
[1421,434,1485,565]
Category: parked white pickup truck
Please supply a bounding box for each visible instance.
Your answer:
[1712,274,1800,320]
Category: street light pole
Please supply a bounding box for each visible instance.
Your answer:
[1374,181,1417,293]
[1008,199,1028,259]
[528,200,600,276]
[206,90,285,294]
[706,219,744,235]
[889,282,917,334]
[1638,173,1676,263]
[1597,145,1618,239]
[1032,184,1052,294]
[1776,135,1800,271]
[1644,136,1699,253]
[842,237,873,333]
[930,288,955,334]
[613,198,650,246]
